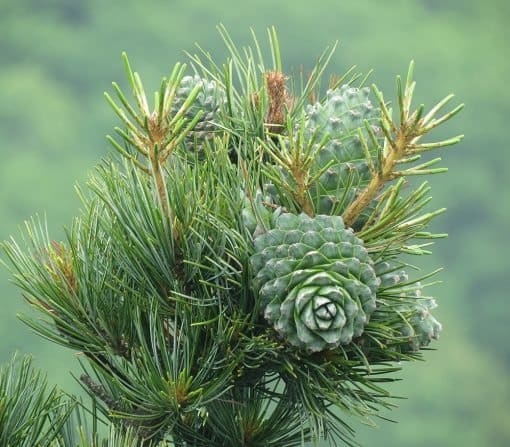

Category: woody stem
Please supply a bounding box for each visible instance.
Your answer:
[342,127,411,227]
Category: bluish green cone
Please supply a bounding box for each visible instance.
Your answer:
[305,85,382,220]
[171,75,226,151]
[240,190,278,237]
[251,213,379,352]
[375,261,442,352]
[416,308,441,348]
[265,85,381,227]
[396,293,442,352]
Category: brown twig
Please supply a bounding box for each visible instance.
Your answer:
[343,126,411,227]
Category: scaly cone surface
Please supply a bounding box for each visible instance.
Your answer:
[251,213,379,352]
[170,75,226,152]
[305,85,382,222]
[375,261,442,352]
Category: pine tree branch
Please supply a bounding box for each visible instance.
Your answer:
[1,28,464,447]
[342,62,464,227]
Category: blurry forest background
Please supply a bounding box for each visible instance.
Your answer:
[0,1,509,445]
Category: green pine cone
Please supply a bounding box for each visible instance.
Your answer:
[306,85,382,222]
[395,293,442,352]
[375,262,442,352]
[251,213,379,352]
[240,190,277,237]
[401,298,442,352]
[171,75,226,151]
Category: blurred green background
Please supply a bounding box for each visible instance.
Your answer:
[1,1,509,445]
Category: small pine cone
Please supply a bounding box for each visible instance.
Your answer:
[374,261,442,352]
[251,213,379,352]
[306,86,382,225]
[171,75,226,152]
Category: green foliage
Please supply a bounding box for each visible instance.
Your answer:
[1,2,509,446]
[0,354,70,446]
[0,26,465,446]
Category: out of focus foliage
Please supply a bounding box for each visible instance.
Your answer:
[0,0,508,445]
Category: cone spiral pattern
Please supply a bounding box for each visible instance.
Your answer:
[251,213,379,352]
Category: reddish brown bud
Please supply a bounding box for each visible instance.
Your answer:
[264,70,291,134]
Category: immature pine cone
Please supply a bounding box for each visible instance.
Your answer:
[251,213,379,352]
